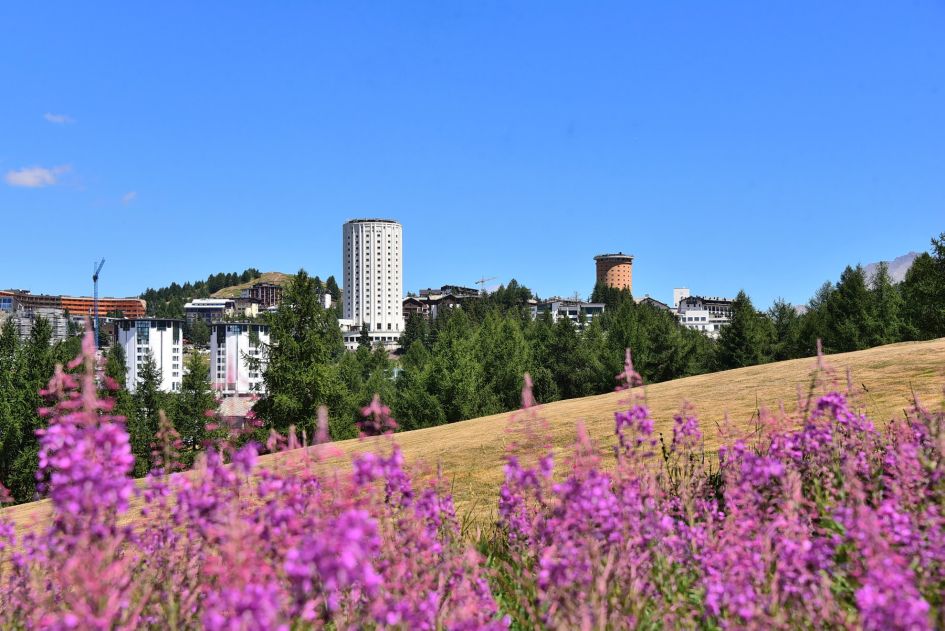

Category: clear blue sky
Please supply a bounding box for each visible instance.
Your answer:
[2,2,943,308]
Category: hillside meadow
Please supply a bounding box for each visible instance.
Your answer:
[5,336,943,533]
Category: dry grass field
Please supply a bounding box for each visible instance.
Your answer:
[4,337,944,534]
[210,271,293,299]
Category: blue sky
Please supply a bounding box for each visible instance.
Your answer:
[1,2,943,308]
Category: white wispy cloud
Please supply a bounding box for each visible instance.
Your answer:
[44,113,75,124]
[121,191,138,205]
[4,165,71,188]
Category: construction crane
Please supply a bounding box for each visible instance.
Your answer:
[475,276,497,295]
[93,258,105,351]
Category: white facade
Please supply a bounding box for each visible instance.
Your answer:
[531,300,606,330]
[673,288,690,309]
[184,298,236,324]
[676,295,734,339]
[209,322,270,395]
[114,319,184,393]
[342,219,404,350]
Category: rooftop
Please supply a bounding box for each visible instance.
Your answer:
[345,218,401,225]
[116,317,184,323]
[680,295,734,304]
[594,252,634,261]
[185,298,235,307]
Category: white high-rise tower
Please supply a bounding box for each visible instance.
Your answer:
[342,219,404,343]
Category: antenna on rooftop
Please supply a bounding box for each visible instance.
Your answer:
[93,258,105,351]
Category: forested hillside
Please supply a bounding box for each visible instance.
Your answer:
[140,268,262,318]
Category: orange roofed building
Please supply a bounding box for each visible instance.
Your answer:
[0,290,146,319]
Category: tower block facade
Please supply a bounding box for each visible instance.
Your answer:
[594,253,634,292]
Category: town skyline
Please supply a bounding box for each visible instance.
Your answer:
[0,230,926,312]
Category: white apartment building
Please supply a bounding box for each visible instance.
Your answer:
[342,218,404,350]
[209,322,270,395]
[674,289,734,339]
[531,299,606,330]
[114,318,184,392]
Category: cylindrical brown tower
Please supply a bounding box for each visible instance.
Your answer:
[594,253,634,292]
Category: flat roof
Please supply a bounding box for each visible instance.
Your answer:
[345,218,401,225]
[594,253,634,261]
[115,317,184,323]
[185,299,235,306]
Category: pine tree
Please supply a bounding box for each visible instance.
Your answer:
[0,320,23,497]
[715,291,772,370]
[429,309,486,422]
[549,316,585,399]
[173,353,217,466]
[590,282,633,309]
[796,281,834,356]
[400,313,429,350]
[636,306,690,383]
[901,233,945,340]
[358,323,372,349]
[1,318,54,501]
[524,312,560,403]
[393,341,445,431]
[768,298,801,361]
[868,261,904,346]
[188,319,210,347]
[477,311,529,411]
[0,319,17,367]
[252,269,346,437]
[131,351,165,476]
[325,275,342,307]
[105,343,127,387]
[823,266,874,353]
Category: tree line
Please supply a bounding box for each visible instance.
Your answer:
[254,231,945,443]
[2,231,943,502]
[141,268,263,319]
[0,319,220,503]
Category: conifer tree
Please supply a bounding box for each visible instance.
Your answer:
[901,233,945,340]
[105,342,127,387]
[478,311,529,411]
[822,266,874,353]
[868,261,904,346]
[796,281,834,356]
[253,269,346,438]
[393,341,445,430]
[400,313,429,350]
[173,353,217,465]
[768,298,801,361]
[429,309,486,422]
[715,291,772,370]
[524,312,560,404]
[358,323,372,349]
[131,351,165,476]
[188,319,210,347]
[325,275,342,307]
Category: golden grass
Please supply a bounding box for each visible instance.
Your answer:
[4,338,944,535]
[210,271,293,299]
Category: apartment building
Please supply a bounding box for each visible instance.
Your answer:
[209,322,270,395]
[113,318,184,392]
[342,218,404,350]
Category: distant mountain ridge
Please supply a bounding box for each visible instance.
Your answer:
[863,252,919,284]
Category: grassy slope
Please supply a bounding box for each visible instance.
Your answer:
[210,271,293,299]
[5,338,944,532]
